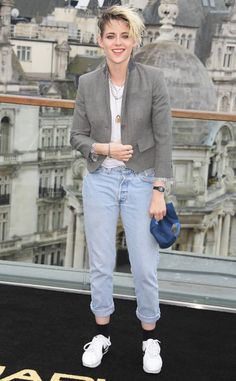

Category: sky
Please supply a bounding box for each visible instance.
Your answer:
[75,0,105,8]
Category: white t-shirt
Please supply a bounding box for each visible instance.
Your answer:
[102,83,126,168]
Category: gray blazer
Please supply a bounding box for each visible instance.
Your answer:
[70,59,173,178]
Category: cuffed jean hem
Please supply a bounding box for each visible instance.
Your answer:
[90,302,115,318]
[136,309,161,325]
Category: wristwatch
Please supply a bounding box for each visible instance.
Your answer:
[89,143,99,162]
[153,186,165,192]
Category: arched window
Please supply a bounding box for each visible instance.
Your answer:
[90,34,94,44]
[223,46,235,69]
[219,96,230,112]
[186,34,192,49]
[148,31,153,43]
[175,33,180,44]
[0,117,10,155]
[180,34,186,46]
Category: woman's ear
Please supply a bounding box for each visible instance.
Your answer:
[97,35,103,49]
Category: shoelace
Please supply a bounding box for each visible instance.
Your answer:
[145,340,161,358]
[83,335,111,353]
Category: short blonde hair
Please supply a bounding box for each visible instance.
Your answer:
[98,5,145,46]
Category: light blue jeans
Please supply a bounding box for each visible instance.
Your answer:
[82,166,160,324]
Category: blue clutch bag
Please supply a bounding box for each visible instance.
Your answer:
[150,202,181,249]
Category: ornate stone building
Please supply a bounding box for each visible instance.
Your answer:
[64,0,236,269]
[0,0,14,87]
[0,0,76,265]
[206,1,236,112]
[135,0,236,257]
[0,0,236,269]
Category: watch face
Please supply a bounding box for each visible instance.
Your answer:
[154,186,165,192]
[89,152,99,162]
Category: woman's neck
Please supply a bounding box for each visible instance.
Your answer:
[107,61,128,86]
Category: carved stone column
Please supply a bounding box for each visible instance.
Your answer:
[220,213,231,256]
[193,229,205,254]
[215,215,223,256]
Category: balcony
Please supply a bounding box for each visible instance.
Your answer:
[0,237,22,255]
[0,153,18,165]
[38,145,75,161]
[38,186,66,199]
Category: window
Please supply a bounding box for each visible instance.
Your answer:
[39,168,65,199]
[41,128,53,148]
[54,168,65,190]
[39,169,50,190]
[34,244,64,266]
[180,34,186,47]
[148,31,153,43]
[17,46,31,62]
[0,116,10,154]
[56,128,67,147]
[186,34,192,49]
[209,0,215,6]
[0,176,10,205]
[219,96,230,112]
[38,205,49,233]
[0,212,8,241]
[85,50,97,56]
[52,204,63,230]
[223,46,235,69]
[202,0,209,6]
[175,33,180,44]
[90,34,95,44]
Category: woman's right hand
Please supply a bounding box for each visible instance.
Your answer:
[109,143,133,162]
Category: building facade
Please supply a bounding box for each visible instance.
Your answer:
[0,0,236,269]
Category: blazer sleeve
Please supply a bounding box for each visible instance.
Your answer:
[70,76,96,159]
[152,71,173,179]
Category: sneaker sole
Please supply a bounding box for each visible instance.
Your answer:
[82,359,102,368]
[143,365,162,374]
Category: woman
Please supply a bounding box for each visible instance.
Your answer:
[70,5,172,374]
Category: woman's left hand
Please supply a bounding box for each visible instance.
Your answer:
[149,191,166,221]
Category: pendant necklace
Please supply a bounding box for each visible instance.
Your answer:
[109,78,124,124]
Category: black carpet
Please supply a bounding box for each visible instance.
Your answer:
[0,284,235,381]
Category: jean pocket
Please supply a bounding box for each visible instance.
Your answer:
[137,168,155,184]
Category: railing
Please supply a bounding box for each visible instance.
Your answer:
[38,187,66,199]
[1,93,236,311]
[1,93,236,121]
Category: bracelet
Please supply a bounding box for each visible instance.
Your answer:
[108,143,111,157]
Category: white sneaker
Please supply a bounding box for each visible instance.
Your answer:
[143,339,162,374]
[82,334,111,368]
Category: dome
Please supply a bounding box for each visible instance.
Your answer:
[135,40,217,111]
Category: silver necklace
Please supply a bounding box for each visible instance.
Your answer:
[109,79,124,100]
[109,78,124,123]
